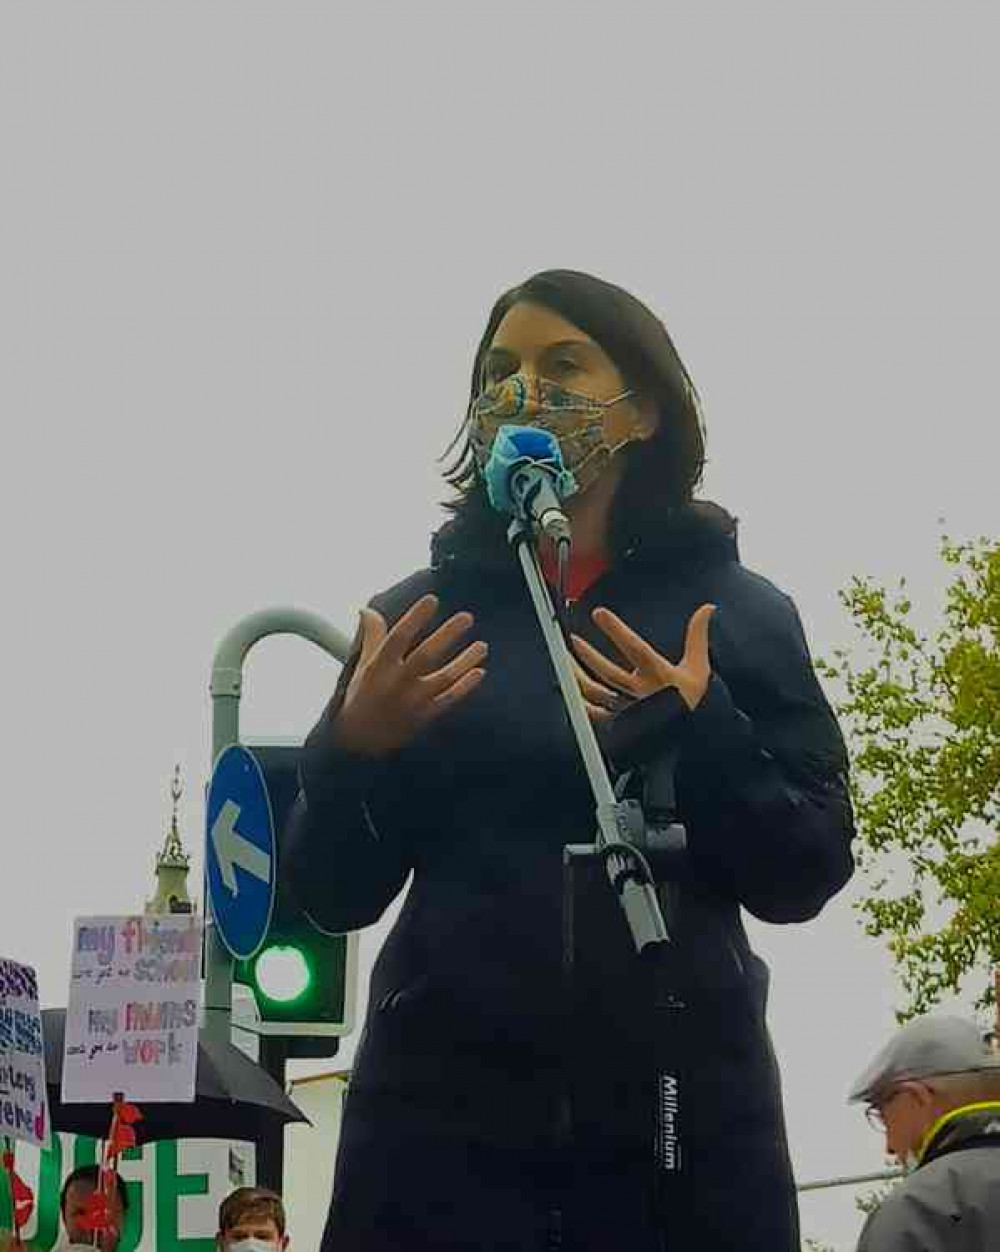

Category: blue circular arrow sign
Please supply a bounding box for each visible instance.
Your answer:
[206,745,277,960]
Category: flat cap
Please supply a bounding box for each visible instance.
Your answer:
[848,1015,999,1104]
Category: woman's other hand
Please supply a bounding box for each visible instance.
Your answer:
[332,595,488,757]
[571,603,716,719]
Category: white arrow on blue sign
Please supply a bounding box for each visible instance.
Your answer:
[206,745,277,960]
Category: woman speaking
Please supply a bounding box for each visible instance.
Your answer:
[287,270,855,1251]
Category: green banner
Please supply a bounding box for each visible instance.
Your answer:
[1,1136,242,1251]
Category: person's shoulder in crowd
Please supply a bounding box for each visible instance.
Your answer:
[858,1152,1000,1251]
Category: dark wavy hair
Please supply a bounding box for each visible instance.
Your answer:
[439,269,707,560]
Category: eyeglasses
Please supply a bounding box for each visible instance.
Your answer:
[865,1087,905,1131]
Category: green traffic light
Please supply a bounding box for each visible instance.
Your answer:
[254,945,312,1004]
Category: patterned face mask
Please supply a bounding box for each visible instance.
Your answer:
[468,371,637,497]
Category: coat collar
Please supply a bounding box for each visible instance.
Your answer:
[430,499,740,582]
[918,1101,1000,1167]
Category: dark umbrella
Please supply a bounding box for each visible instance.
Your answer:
[42,1008,308,1143]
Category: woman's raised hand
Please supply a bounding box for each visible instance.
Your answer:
[571,603,716,721]
[332,594,488,758]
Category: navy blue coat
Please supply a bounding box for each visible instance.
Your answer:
[287,501,855,1251]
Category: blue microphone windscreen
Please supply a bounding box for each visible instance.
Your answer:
[507,427,560,459]
[482,424,577,514]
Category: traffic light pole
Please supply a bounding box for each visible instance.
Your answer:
[205,609,352,1193]
[257,1036,292,1192]
[205,607,352,1047]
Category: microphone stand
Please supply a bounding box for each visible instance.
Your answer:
[507,516,670,951]
[508,515,691,1250]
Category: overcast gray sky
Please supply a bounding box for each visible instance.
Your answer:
[2,3,998,1247]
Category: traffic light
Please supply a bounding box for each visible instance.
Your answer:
[230,744,357,1057]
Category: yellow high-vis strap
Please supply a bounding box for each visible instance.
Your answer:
[916,1100,1000,1165]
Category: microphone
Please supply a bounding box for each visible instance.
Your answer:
[482,425,574,547]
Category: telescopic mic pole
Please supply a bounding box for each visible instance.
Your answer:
[504,492,670,952]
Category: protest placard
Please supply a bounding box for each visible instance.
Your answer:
[0,957,49,1149]
[62,916,202,1105]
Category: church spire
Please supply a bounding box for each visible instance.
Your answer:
[145,765,196,915]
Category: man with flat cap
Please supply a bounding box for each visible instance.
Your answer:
[848,1014,1000,1250]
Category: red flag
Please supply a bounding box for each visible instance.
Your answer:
[117,1102,142,1125]
[11,1170,34,1228]
[109,1122,136,1154]
[1,1151,34,1231]
[2,1151,35,1230]
[77,1190,111,1232]
[107,1099,142,1155]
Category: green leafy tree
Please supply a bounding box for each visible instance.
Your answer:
[818,535,999,1018]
